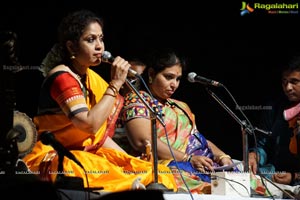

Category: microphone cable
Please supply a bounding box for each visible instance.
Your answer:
[257,171,297,199]
[135,75,194,200]
[216,84,255,135]
[138,74,154,99]
[210,173,251,197]
[162,125,195,200]
[205,84,292,199]
[250,134,275,199]
[222,85,289,199]
[251,135,296,199]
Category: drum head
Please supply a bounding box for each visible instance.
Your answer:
[13,111,37,157]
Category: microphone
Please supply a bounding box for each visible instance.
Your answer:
[40,131,84,169]
[187,72,223,87]
[102,51,138,77]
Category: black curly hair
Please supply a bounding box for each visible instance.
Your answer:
[57,10,104,63]
[58,9,103,46]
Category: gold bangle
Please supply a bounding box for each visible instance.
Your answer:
[107,81,119,97]
[109,81,118,92]
[181,154,188,161]
[104,92,117,98]
[218,154,231,162]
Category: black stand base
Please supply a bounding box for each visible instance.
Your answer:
[146,182,172,192]
[55,175,84,190]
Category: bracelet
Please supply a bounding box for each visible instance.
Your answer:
[107,82,119,97]
[218,154,231,162]
[181,154,188,162]
[104,92,117,98]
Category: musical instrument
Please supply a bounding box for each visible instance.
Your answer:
[9,111,37,157]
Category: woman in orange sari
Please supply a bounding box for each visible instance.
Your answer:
[23,9,176,192]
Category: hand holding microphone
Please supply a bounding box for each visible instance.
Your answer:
[100,51,134,90]
[102,51,138,78]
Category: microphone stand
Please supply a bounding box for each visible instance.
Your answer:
[125,79,169,191]
[205,87,269,172]
[54,151,85,190]
[204,87,295,199]
[55,151,65,186]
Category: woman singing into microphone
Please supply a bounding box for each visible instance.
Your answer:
[22,9,177,192]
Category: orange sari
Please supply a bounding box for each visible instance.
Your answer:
[23,68,176,192]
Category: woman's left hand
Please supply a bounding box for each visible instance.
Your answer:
[219,157,233,166]
[190,155,214,172]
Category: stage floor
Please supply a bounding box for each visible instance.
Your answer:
[163,193,286,200]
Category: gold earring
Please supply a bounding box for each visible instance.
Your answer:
[149,77,152,84]
[70,52,76,59]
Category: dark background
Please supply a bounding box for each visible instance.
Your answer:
[1,0,300,160]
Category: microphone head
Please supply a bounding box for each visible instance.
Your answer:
[102,51,114,63]
[187,72,197,83]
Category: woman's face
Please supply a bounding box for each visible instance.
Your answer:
[74,22,104,68]
[150,64,182,102]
